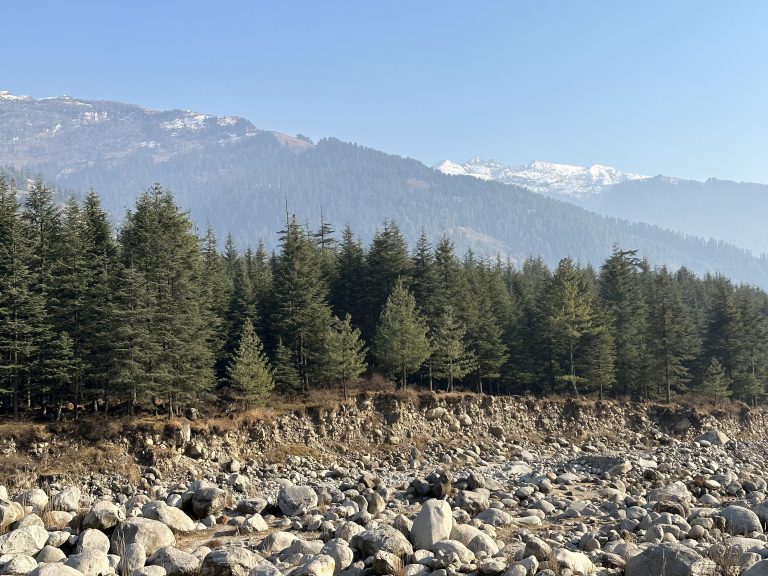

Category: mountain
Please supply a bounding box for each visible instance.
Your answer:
[2,90,768,287]
[436,158,648,200]
[439,157,768,256]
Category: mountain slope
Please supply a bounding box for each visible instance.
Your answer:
[2,91,768,286]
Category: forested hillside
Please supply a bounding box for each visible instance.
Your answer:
[1,177,766,419]
[3,94,768,286]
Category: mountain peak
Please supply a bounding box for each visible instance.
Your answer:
[437,158,649,199]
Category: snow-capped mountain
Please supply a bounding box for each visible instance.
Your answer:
[436,158,649,199]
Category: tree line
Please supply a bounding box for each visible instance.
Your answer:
[1,178,766,419]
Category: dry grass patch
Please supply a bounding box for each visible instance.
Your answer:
[38,443,141,485]
[262,442,324,463]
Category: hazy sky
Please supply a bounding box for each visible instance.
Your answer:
[4,1,768,182]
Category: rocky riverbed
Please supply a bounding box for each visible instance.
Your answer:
[1,394,768,576]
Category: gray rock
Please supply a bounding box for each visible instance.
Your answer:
[259,531,299,555]
[191,488,227,519]
[37,545,68,563]
[50,487,82,513]
[110,517,176,556]
[410,499,452,550]
[83,500,123,531]
[0,553,38,575]
[467,533,499,556]
[199,547,262,576]
[296,554,335,576]
[352,525,413,559]
[0,525,49,556]
[455,491,489,515]
[145,503,196,533]
[321,539,354,575]
[77,528,111,554]
[373,550,402,576]
[28,565,85,576]
[432,540,474,564]
[744,560,768,576]
[120,543,147,575]
[15,489,48,514]
[148,546,202,576]
[721,505,762,535]
[277,485,318,517]
[64,549,111,576]
[625,543,716,576]
[0,503,24,529]
[696,430,730,445]
[552,549,595,576]
[523,537,551,561]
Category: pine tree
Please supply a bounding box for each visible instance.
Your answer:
[220,258,255,378]
[272,216,334,392]
[227,318,274,406]
[273,338,303,396]
[430,305,476,392]
[544,258,596,397]
[374,280,431,388]
[46,332,82,420]
[0,177,47,417]
[648,267,700,402]
[120,185,214,414]
[321,314,367,399]
[701,357,732,398]
[330,226,365,324]
[599,247,648,398]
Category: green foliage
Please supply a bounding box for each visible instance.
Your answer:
[430,306,476,392]
[321,314,367,398]
[227,319,274,405]
[701,357,732,398]
[374,280,431,387]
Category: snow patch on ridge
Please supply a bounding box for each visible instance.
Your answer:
[438,158,650,199]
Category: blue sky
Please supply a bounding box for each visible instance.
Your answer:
[3,1,768,182]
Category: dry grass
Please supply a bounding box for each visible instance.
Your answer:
[37,443,141,485]
[261,442,324,463]
[0,453,37,489]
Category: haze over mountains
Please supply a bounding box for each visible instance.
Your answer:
[2,90,768,286]
[439,158,768,256]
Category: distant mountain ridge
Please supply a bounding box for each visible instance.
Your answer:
[437,158,649,199]
[438,157,768,255]
[2,90,768,287]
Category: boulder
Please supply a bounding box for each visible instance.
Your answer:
[0,553,37,575]
[64,549,111,576]
[0,525,49,556]
[721,505,762,535]
[625,543,716,576]
[120,543,147,575]
[433,540,474,564]
[28,565,85,576]
[744,560,768,576]
[455,491,489,515]
[145,503,196,533]
[410,499,452,550]
[15,489,48,514]
[553,549,595,576]
[0,503,24,529]
[83,500,123,531]
[50,487,82,513]
[148,546,202,576]
[200,547,262,576]
[277,485,318,517]
[352,525,413,559]
[37,545,67,563]
[259,531,299,555]
[321,539,354,575]
[296,554,335,576]
[77,528,111,554]
[191,488,227,519]
[110,517,176,556]
[695,430,730,445]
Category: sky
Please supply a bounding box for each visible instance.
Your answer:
[3,1,768,183]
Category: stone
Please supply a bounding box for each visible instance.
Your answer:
[83,500,123,531]
[15,489,48,514]
[352,525,413,558]
[432,540,474,564]
[625,543,716,576]
[236,498,267,515]
[145,503,196,532]
[28,565,85,576]
[191,488,227,519]
[50,487,82,513]
[455,491,489,515]
[552,549,595,576]
[120,543,147,575]
[64,549,111,576]
[410,499,452,550]
[0,525,49,556]
[199,547,262,576]
[297,554,336,576]
[721,505,762,535]
[37,544,68,563]
[110,517,176,557]
[148,546,202,576]
[0,553,37,575]
[373,551,402,575]
[277,485,318,517]
[523,537,551,561]
[696,430,730,445]
[467,533,499,556]
[321,539,354,574]
[0,503,24,529]
[744,560,768,576]
[259,531,299,555]
[77,529,111,554]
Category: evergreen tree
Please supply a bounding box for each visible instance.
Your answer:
[330,226,366,324]
[272,216,334,392]
[374,280,431,387]
[701,357,732,398]
[47,332,82,420]
[272,338,303,396]
[599,247,648,398]
[0,177,47,417]
[220,258,255,378]
[544,258,596,397]
[430,305,476,392]
[648,267,700,402]
[227,318,274,406]
[321,314,367,399]
[120,185,214,414]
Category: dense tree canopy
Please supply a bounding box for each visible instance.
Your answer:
[1,178,767,418]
